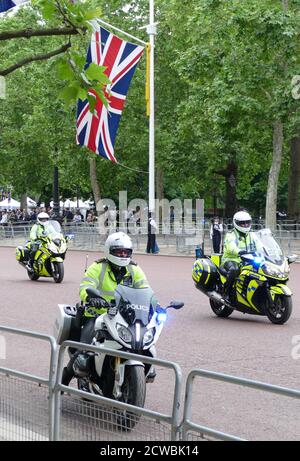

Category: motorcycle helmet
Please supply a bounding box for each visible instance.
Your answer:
[104,232,133,267]
[37,212,50,227]
[233,211,252,234]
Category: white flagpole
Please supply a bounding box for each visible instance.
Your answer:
[96,18,147,46]
[147,0,156,213]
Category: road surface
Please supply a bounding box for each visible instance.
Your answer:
[1,247,300,440]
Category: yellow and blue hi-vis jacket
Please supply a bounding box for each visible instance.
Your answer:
[79,259,149,317]
[222,229,263,264]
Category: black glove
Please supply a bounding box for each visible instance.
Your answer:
[88,298,106,309]
[238,250,248,256]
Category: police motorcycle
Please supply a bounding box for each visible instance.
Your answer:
[54,284,184,429]
[192,229,296,324]
[16,220,71,283]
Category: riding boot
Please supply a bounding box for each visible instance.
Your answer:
[61,353,79,386]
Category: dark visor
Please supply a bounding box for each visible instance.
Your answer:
[110,248,132,258]
[237,220,251,227]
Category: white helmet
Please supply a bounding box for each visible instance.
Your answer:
[233,211,252,234]
[104,232,133,267]
[37,212,50,227]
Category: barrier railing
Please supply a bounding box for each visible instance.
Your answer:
[0,221,299,259]
[1,328,300,441]
[0,326,57,441]
[180,369,300,441]
[54,341,183,441]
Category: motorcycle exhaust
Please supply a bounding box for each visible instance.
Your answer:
[207,291,232,307]
[207,291,224,303]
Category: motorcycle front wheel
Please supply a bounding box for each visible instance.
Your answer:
[114,365,146,431]
[27,269,39,281]
[52,261,64,283]
[266,295,292,325]
[210,299,233,318]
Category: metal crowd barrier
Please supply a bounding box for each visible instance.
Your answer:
[54,341,183,441]
[0,221,300,258]
[180,369,300,441]
[1,327,300,441]
[0,326,57,441]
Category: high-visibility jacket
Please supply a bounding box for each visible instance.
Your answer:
[29,223,47,241]
[222,229,263,264]
[79,259,149,317]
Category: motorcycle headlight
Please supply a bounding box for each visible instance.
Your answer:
[261,263,287,279]
[59,242,67,253]
[116,324,132,343]
[143,328,155,346]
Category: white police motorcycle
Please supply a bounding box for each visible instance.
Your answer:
[54,284,184,430]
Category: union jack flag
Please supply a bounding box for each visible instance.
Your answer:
[76,26,145,162]
[0,0,27,13]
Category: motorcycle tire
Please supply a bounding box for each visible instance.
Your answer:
[52,262,64,283]
[210,299,233,318]
[114,365,146,432]
[266,295,292,325]
[27,270,39,281]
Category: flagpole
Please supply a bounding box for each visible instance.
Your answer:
[148,0,156,213]
[96,18,147,46]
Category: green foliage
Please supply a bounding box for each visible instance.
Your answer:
[0,0,300,215]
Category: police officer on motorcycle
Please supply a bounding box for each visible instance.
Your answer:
[62,231,154,384]
[28,212,50,269]
[222,211,262,300]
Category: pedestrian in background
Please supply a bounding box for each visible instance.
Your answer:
[146,212,159,254]
[210,216,223,253]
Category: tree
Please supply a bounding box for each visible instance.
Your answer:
[0,0,110,108]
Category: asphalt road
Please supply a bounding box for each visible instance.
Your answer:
[1,246,300,441]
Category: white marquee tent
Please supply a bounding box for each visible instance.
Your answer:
[0,197,37,209]
[0,198,20,209]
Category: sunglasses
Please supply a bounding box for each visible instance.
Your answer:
[40,218,49,222]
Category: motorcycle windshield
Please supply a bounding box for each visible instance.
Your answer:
[255,228,284,264]
[115,285,156,326]
[46,220,63,239]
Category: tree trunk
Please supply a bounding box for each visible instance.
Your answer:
[287,137,300,219]
[89,157,101,214]
[282,0,289,12]
[20,193,27,211]
[225,161,238,217]
[214,159,238,217]
[265,120,283,231]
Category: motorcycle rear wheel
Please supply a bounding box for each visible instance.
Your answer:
[266,295,292,325]
[210,299,233,318]
[52,262,64,283]
[114,365,146,431]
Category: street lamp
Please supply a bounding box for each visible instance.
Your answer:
[53,156,60,219]
[52,109,66,221]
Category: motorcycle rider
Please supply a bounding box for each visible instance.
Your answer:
[222,210,262,300]
[62,231,155,384]
[28,212,50,269]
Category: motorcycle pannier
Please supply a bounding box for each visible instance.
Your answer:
[54,304,80,345]
[192,258,219,291]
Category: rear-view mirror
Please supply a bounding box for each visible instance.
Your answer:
[288,254,297,264]
[168,301,184,310]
